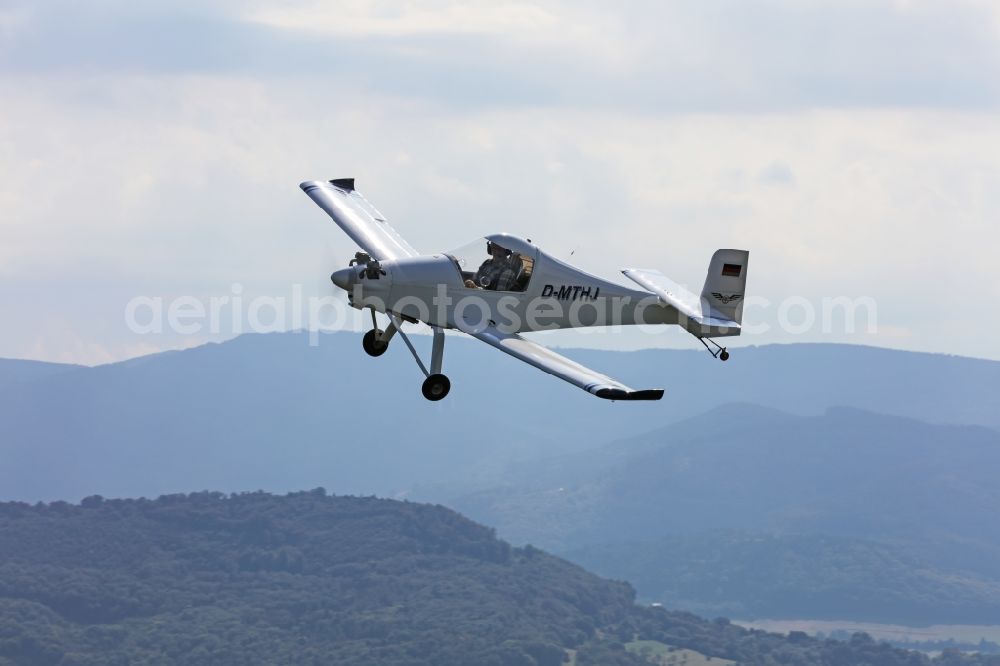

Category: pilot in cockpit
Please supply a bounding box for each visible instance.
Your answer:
[464,241,521,291]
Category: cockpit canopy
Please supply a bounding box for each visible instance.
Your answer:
[445,235,537,292]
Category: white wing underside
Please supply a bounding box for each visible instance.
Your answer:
[301,179,418,261]
[470,327,663,401]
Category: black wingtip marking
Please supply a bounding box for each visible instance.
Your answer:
[595,388,664,401]
[329,178,355,191]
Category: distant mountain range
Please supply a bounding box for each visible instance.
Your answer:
[451,405,1000,624]
[0,358,81,391]
[2,332,998,504]
[454,405,1000,547]
[564,531,1000,627]
[3,332,1000,626]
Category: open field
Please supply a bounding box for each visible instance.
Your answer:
[626,640,736,665]
[736,619,1000,645]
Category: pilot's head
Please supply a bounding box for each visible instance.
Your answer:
[487,240,510,259]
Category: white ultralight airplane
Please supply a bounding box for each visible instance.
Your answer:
[302,178,749,402]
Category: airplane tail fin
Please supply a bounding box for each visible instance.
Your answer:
[701,249,749,325]
[622,247,749,338]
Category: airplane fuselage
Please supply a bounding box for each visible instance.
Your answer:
[333,247,678,335]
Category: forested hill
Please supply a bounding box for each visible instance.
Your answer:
[1,492,998,666]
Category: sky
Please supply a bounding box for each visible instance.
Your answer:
[1,0,999,364]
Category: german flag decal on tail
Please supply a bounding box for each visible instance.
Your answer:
[722,263,742,277]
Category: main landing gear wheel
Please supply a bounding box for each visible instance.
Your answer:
[421,374,451,401]
[719,349,730,361]
[362,329,388,357]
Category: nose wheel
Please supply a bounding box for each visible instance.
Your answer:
[362,329,388,357]
[362,310,398,357]
[368,312,452,401]
[421,374,451,401]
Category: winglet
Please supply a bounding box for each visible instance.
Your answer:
[329,178,356,191]
[594,388,664,401]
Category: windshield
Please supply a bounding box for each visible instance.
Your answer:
[445,237,533,292]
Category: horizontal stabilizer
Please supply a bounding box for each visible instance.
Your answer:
[622,268,741,337]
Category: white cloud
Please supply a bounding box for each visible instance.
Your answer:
[0,6,30,39]
[246,1,560,37]
[1,1,999,363]
[8,1,998,111]
[244,0,637,69]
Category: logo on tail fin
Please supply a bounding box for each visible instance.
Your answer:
[711,292,743,305]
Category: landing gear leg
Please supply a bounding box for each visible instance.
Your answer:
[698,337,730,362]
[422,327,450,401]
[362,309,398,357]
[389,317,451,401]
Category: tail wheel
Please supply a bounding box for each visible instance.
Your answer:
[362,329,388,357]
[421,374,451,401]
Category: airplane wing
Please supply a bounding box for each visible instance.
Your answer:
[300,178,419,261]
[470,326,663,401]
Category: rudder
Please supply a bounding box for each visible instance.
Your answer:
[702,249,749,324]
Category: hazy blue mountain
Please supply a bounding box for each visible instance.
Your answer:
[450,405,1000,624]
[564,532,1000,626]
[1,332,998,505]
[0,358,82,391]
[454,405,1000,547]
[564,342,1000,430]
[0,332,671,503]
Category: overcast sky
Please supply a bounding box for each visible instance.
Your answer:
[2,0,999,364]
